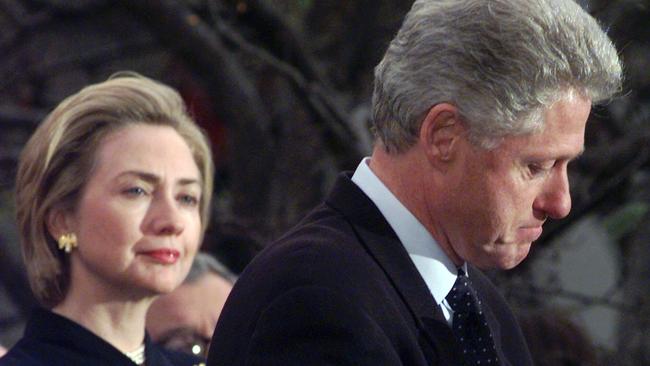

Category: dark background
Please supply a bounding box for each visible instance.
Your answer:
[1,0,649,364]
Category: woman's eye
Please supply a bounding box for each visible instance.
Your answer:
[124,187,147,196]
[179,194,199,206]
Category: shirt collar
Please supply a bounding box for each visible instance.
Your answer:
[351,157,459,305]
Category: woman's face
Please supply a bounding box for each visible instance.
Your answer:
[65,124,203,299]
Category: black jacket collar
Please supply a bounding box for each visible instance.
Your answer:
[325,173,465,364]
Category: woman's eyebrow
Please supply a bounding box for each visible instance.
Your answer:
[116,171,200,187]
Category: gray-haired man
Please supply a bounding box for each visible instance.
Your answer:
[208,0,622,364]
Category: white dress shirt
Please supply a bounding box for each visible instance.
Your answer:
[351,157,462,324]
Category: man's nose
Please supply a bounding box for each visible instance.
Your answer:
[533,168,572,220]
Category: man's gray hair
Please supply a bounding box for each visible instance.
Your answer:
[372,0,623,152]
[185,252,237,284]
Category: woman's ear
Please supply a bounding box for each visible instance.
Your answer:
[46,206,74,241]
[418,103,466,168]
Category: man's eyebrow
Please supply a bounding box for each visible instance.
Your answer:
[526,146,586,164]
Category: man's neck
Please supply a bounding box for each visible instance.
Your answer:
[368,145,463,267]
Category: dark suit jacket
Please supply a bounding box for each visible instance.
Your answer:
[0,308,203,366]
[207,173,532,365]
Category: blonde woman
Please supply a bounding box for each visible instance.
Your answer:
[0,73,213,365]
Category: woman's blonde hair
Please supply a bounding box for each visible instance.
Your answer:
[15,72,215,307]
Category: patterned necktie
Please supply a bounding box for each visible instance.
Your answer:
[445,268,500,365]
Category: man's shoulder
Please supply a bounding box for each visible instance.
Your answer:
[248,202,375,283]
[224,199,394,311]
[208,188,434,365]
[255,199,355,253]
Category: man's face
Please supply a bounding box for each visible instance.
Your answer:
[146,271,233,357]
[437,96,591,270]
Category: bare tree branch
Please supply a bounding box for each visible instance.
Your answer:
[228,0,325,85]
[213,18,365,167]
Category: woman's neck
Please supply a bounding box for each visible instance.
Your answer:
[53,283,155,353]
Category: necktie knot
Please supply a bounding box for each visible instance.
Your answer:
[446,269,478,314]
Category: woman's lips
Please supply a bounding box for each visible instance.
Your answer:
[141,249,180,264]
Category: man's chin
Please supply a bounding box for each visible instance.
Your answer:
[501,242,532,269]
[478,242,531,270]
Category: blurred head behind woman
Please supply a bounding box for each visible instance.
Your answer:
[2,72,214,365]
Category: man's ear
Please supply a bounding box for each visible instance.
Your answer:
[46,206,74,241]
[418,103,465,167]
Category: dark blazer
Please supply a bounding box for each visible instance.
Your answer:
[207,173,532,365]
[0,308,203,366]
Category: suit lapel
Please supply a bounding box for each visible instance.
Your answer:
[325,173,465,364]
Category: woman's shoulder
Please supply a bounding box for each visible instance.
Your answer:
[1,339,206,366]
[0,337,51,366]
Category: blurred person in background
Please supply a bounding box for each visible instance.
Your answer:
[0,73,214,365]
[206,0,622,365]
[147,252,235,359]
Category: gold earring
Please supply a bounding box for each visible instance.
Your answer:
[57,233,78,253]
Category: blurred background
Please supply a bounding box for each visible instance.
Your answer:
[0,0,648,364]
